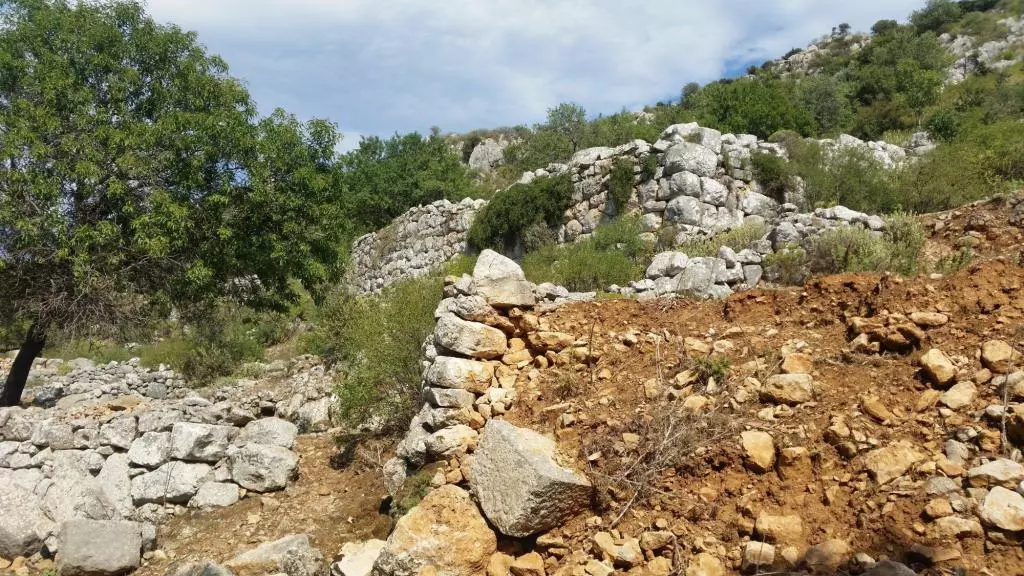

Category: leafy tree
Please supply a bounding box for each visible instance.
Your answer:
[686,78,816,138]
[680,82,701,107]
[796,76,855,135]
[338,132,474,234]
[849,27,949,137]
[545,102,588,154]
[911,0,964,33]
[0,0,346,405]
[871,19,901,36]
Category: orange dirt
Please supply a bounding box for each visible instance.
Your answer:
[499,258,1024,575]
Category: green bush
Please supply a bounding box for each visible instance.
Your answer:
[790,141,902,213]
[925,108,962,140]
[522,222,558,252]
[807,221,924,277]
[305,275,441,432]
[640,155,659,181]
[607,158,635,214]
[177,303,282,384]
[749,152,793,202]
[764,246,810,285]
[521,217,653,292]
[911,0,963,33]
[896,119,1024,212]
[675,221,772,257]
[468,174,573,252]
[883,214,927,276]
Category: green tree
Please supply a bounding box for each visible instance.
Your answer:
[0,0,346,405]
[338,131,474,234]
[680,82,701,107]
[686,78,816,138]
[871,19,900,36]
[545,102,588,154]
[910,0,963,33]
[850,27,949,137]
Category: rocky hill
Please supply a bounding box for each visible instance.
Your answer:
[2,194,1020,576]
[4,2,1024,576]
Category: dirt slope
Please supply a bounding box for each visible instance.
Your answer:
[135,195,1024,576]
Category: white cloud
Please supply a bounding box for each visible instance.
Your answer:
[144,0,926,139]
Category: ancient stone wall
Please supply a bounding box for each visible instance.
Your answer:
[349,198,486,294]
[0,354,334,558]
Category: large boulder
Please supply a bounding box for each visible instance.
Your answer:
[646,252,688,279]
[169,423,236,463]
[424,357,494,393]
[225,534,324,576]
[39,471,121,533]
[235,418,299,449]
[96,454,134,517]
[663,142,718,178]
[230,444,299,492]
[130,462,212,505]
[127,431,170,468]
[372,485,496,576]
[0,478,52,557]
[472,250,536,308]
[57,520,142,576]
[434,314,508,360]
[672,258,724,298]
[469,420,593,537]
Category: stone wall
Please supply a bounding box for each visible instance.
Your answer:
[383,250,594,495]
[349,198,486,294]
[0,354,335,559]
[349,122,928,296]
[512,122,920,249]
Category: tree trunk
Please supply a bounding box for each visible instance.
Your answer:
[1,321,48,407]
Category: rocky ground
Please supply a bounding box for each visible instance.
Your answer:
[2,197,1023,576]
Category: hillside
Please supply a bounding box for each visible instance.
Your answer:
[2,2,1024,576]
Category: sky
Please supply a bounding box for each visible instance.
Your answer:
[145,0,927,150]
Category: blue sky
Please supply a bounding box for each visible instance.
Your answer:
[146,0,926,150]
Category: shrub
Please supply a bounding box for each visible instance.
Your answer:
[468,174,573,252]
[932,244,974,275]
[522,217,653,292]
[764,246,810,285]
[790,141,902,213]
[675,221,772,257]
[883,214,927,277]
[911,0,963,33]
[804,219,925,278]
[306,275,440,432]
[178,303,278,384]
[896,120,1024,212]
[522,222,558,252]
[640,155,659,181]
[749,152,793,202]
[685,78,817,138]
[607,158,635,214]
[925,108,962,141]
